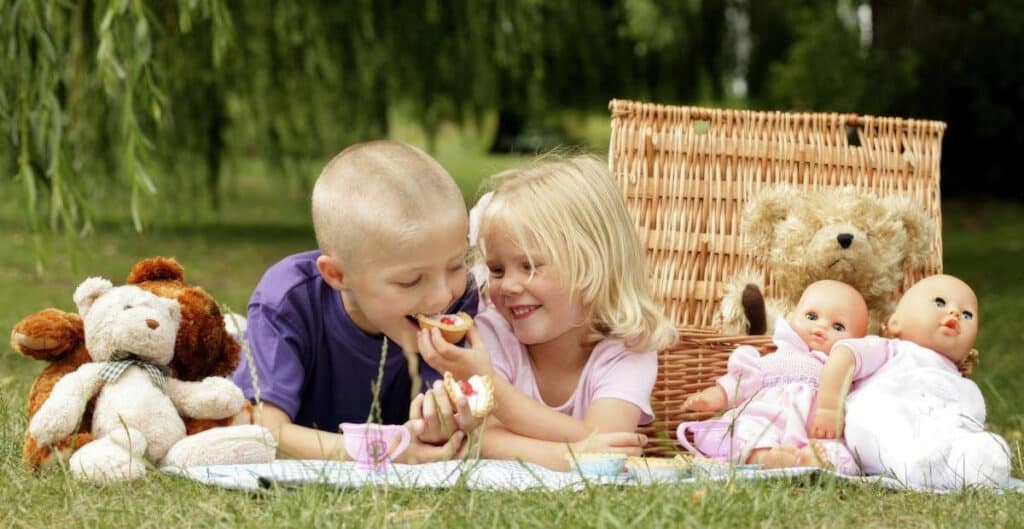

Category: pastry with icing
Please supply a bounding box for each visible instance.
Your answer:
[417,312,473,343]
[443,371,495,418]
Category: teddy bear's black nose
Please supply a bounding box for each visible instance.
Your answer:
[837,233,854,249]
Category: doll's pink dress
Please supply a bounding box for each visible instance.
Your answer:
[677,316,856,473]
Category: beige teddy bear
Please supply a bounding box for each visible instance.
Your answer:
[718,186,934,336]
[28,277,275,483]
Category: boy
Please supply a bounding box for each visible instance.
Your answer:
[232,140,479,462]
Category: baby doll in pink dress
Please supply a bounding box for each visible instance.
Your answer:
[680,280,865,472]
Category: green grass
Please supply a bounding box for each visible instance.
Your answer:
[1,143,1023,528]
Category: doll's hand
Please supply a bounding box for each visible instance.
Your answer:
[682,386,728,412]
[810,407,843,439]
[418,326,493,381]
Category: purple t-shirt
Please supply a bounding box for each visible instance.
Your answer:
[231,250,479,431]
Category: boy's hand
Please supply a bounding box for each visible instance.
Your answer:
[395,419,466,464]
[418,326,493,381]
[569,431,648,458]
[409,381,488,445]
[809,407,843,439]
[409,382,457,444]
[682,386,728,412]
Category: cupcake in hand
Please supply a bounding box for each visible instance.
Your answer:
[417,312,473,344]
[443,371,495,418]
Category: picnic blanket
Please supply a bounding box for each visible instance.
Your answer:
[164,459,1024,494]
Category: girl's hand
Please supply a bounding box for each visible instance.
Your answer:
[809,407,843,439]
[569,431,648,458]
[418,326,493,381]
[395,419,466,464]
[682,386,728,412]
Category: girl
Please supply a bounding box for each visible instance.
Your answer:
[418,155,677,470]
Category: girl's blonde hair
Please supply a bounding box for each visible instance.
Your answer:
[477,155,677,352]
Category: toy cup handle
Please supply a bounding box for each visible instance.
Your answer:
[390,426,411,461]
[676,421,703,456]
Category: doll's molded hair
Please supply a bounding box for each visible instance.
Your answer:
[957,348,979,378]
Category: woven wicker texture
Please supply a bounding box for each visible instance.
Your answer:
[607,100,946,455]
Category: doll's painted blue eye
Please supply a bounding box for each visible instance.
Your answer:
[832,323,846,332]
[806,312,818,321]
[933,297,946,308]
[962,310,974,321]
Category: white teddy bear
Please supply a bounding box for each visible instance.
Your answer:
[28,277,275,483]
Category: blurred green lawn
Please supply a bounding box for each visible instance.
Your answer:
[0,140,1021,528]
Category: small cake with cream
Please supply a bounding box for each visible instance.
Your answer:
[443,371,495,418]
[417,312,473,343]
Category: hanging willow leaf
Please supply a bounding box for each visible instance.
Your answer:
[4,0,733,258]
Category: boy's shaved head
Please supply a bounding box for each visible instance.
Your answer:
[312,141,465,267]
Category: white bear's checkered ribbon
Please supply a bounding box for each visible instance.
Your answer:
[99,350,168,388]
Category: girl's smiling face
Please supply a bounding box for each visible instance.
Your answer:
[484,229,586,348]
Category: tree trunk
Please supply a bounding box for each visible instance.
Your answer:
[488,109,525,154]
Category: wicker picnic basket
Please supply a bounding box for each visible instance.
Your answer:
[606,99,947,456]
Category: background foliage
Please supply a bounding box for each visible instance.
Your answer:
[1,3,1022,522]
[4,0,1022,247]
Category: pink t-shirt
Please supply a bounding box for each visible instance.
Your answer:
[475,307,657,424]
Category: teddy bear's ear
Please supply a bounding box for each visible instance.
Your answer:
[73,277,113,316]
[741,187,797,257]
[127,257,185,285]
[884,196,935,269]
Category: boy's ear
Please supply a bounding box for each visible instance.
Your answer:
[316,255,348,290]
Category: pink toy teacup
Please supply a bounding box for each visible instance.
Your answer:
[339,423,411,471]
[676,419,737,461]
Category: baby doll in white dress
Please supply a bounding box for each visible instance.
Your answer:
[812,274,1011,489]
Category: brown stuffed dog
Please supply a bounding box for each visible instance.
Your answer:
[13,257,250,469]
